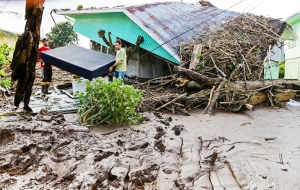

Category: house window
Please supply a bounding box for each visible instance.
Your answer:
[90,40,115,55]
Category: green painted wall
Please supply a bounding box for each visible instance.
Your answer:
[285,14,300,60]
[69,12,180,64]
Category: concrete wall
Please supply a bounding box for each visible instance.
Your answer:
[1,34,43,48]
[0,35,17,47]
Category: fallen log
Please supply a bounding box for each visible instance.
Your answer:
[173,66,223,85]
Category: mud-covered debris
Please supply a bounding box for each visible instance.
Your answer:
[116,139,123,146]
[128,142,149,151]
[265,137,277,141]
[0,129,15,144]
[154,131,166,139]
[167,117,173,122]
[143,116,151,122]
[159,120,170,126]
[140,142,149,149]
[172,125,184,136]
[131,164,159,187]
[155,126,164,132]
[128,144,141,151]
[94,151,114,162]
[153,112,164,119]
[154,139,166,152]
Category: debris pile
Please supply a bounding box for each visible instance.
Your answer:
[180,13,285,81]
[136,14,299,115]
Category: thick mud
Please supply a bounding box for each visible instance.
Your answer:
[0,105,300,189]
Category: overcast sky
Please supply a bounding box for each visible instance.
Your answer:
[1,0,300,47]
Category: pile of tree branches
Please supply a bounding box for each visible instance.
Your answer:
[180,13,286,81]
[135,13,299,115]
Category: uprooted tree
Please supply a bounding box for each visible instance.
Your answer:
[10,0,45,111]
[97,29,144,62]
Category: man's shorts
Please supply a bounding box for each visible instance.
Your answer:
[42,68,52,82]
[113,71,125,80]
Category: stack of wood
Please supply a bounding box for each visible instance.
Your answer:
[136,13,300,115]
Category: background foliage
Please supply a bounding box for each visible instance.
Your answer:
[0,42,13,87]
[279,61,285,79]
[46,21,79,49]
[77,78,144,125]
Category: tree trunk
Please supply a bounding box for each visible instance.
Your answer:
[173,66,223,85]
[10,0,45,111]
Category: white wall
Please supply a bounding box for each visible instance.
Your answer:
[285,22,300,60]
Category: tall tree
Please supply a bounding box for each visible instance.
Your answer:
[46,21,79,48]
[10,0,45,111]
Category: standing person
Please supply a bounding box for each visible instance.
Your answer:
[108,40,127,80]
[38,38,52,96]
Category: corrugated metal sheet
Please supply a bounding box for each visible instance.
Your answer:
[126,2,239,60]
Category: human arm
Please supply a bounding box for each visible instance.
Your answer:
[108,59,122,72]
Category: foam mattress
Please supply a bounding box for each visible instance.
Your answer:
[41,45,115,80]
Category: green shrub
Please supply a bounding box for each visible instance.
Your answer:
[77,78,144,125]
[0,69,5,77]
[0,79,11,87]
[279,61,285,79]
[0,42,13,68]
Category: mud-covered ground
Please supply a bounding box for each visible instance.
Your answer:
[1,104,300,190]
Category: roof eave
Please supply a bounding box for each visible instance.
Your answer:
[55,8,124,16]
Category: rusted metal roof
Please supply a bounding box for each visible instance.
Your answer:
[124,2,240,57]
[56,2,240,64]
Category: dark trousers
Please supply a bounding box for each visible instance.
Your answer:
[42,68,52,83]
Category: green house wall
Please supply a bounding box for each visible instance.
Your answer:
[69,12,180,64]
[284,13,300,79]
[285,14,300,61]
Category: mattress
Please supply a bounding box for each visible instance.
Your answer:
[41,45,115,80]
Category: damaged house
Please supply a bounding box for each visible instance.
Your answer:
[54,2,290,79]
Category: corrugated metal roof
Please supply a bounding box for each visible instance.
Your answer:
[125,2,240,59]
[56,2,240,64]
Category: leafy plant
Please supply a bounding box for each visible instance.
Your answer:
[77,78,144,126]
[279,61,285,79]
[0,70,5,77]
[0,79,11,87]
[0,42,13,87]
[197,53,202,59]
[0,42,13,67]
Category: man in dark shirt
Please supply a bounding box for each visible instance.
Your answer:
[38,38,52,96]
